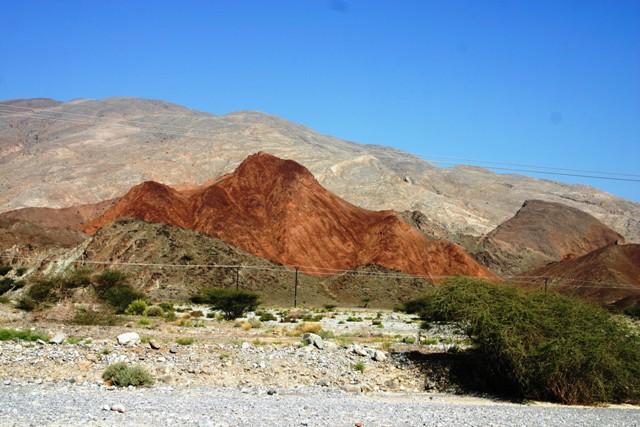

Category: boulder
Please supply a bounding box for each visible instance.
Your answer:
[301,333,324,349]
[116,332,140,346]
[49,333,66,345]
[373,350,386,362]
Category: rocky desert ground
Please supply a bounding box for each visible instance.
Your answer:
[1,303,639,426]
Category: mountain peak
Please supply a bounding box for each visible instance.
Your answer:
[84,152,493,279]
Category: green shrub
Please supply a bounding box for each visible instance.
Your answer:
[15,267,27,277]
[191,288,259,320]
[93,272,145,313]
[401,295,433,315]
[0,277,16,295]
[624,304,640,319]
[95,270,128,288]
[64,269,92,288]
[102,362,154,387]
[190,310,204,318]
[144,306,164,317]
[27,278,59,303]
[259,312,277,322]
[353,362,365,373]
[73,308,121,326]
[176,337,194,345]
[126,299,148,315]
[323,304,337,311]
[0,266,11,276]
[159,302,175,313]
[0,328,48,342]
[404,278,640,405]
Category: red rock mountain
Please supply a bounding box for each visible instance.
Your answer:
[476,199,625,275]
[84,152,494,279]
[527,244,640,304]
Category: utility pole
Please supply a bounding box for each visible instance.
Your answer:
[293,267,299,308]
[235,267,240,290]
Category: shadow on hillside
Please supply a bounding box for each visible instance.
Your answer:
[400,350,525,403]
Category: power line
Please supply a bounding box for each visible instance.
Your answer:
[1,105,639,183]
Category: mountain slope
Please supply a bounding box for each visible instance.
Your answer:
[472,200,624,275]
[1,97,638,241]
[525,244,640,304]
[84,152,493,279]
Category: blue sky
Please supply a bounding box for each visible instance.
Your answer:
[1,0,639,201]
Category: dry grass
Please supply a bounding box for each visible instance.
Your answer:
[297,322,322,334]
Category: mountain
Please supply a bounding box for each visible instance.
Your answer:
[83,152,492,279]
[472,200,625,275]
[1,97,639,242]
[525,244,640,305]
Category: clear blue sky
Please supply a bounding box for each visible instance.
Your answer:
[1,0,639,201]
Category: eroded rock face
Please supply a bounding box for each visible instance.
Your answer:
[84,153,493,280]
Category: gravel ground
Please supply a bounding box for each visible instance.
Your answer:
[1,384,639,427]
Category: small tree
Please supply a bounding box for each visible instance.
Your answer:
[191,288,259,320]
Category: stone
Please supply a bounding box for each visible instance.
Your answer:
[267,389,277,395]
[149,341,161,350]
[301,333,324,349]
[241,342,252,350]
[350,345,368,357]
[117,332,140,346]
[373,350,386,362]
[110,404,126,413]
[36,339,46,345]
[169,346,178,354]
[49,333,66,345]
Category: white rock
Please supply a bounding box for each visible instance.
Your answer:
[373,350,387,362]
[49,333,66,345]
[110,404,126,413]
[301,333,324,349]
[350,345,369,357]
[116,332,140,346]
[241,342,252,350]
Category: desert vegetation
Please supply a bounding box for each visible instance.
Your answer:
[403,277,640,405]
[191,288,259,320]
[102,362,154,387]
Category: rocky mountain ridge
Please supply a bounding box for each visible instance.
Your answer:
[1,97,638,242]
[82,152,493,279]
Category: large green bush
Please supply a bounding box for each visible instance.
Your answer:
[0,266,11,276]
[102,362,154,387]
[191,288,259,320]
[404,278,640,405]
